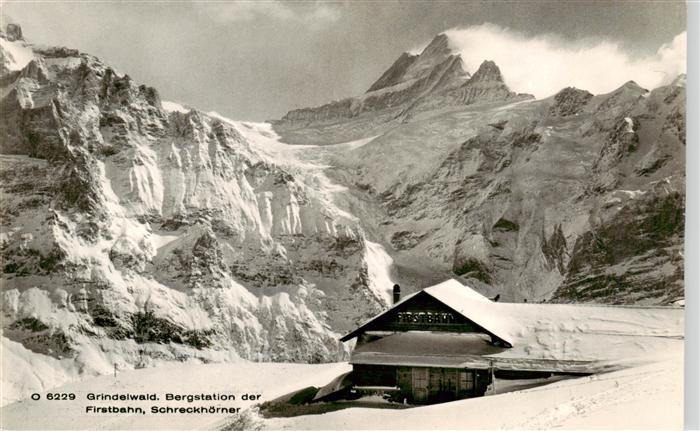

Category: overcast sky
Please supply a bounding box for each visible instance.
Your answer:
[1,1,687,121]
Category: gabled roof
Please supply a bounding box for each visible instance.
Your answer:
[424,279,516,346]
[340,279,516,347]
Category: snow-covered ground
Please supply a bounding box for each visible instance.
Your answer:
[0,362,351,430]
[0,37,35,71]
[0,350,682,430]
[268,354,682,430]
[1,280,684,430]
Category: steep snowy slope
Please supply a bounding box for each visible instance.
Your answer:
[0,25,396,403]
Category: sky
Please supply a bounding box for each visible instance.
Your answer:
[0,1,687,121]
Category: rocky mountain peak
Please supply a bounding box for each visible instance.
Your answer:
[366,33,466,93]
[401,33,461,82]
[622,80,644,90]
[549,87,594,117]
[469,60,505,83]
[279,32,474,126]
[601,80,649,103]
[366,52,418,93]
[416,33,452,61]
[670,74,686,88]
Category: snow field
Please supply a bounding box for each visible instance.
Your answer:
[0,361,351,430]
[267,352,682,430]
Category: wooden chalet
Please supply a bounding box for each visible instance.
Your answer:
[335,278,683,406]
[340,279,514,404]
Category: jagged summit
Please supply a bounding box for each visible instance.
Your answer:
[366,33,469,94]
[415,33,451,61]
[278,33,524,128]
[469,60,504,83]
[621,80,646,91]
[600,80,649,103]
[400,33,464,82]
[366,52,418,93]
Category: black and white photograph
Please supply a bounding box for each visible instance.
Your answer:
[0,1,694,429]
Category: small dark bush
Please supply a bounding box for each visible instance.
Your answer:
[289,387,319,405]
[3,262,19,273]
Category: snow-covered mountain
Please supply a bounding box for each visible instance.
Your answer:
[0,25,685,403]
[0,24,395,402]
[273,33,532,145]
[273,32,686,304]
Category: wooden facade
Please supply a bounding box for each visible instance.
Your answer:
[353,364,490,404]
[342,289,506,404]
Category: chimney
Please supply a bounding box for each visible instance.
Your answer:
[6,23,23,42]
[393,284,401,304]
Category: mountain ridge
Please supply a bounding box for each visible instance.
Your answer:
[277,33,529,128]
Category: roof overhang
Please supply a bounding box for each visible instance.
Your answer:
[340,279,514,347]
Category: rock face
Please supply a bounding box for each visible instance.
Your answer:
[274,34,531,144]
[272,34,533,145]
[549,87,594,117]
[366,52,419,93]
[406,60,524,114]
[273,46,685,306]
[279,34,472,123]
[0,24,392,400]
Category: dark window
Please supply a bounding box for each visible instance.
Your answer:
[459,371,474,392]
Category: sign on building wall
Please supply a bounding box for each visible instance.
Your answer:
[395,311,456,324]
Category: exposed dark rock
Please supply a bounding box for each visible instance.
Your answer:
[542,224,567,273]
[367,52,418,92]
[131,310,212,349]
[9,317,49,332]
[635,145,672,176]
[390,231,427,250]
[5,23,23,41]
[553,192,684,303]
[549,87,593,116]
[493,218,519,232]
[5,319,74,359]
[663,107,685,145]
[453,258,492,284]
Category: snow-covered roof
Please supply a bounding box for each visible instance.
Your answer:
[341,279,684,369]
[424,279,517,346]
[340,279,515,346]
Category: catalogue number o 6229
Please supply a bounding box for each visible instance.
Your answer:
[45,393,76,400]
